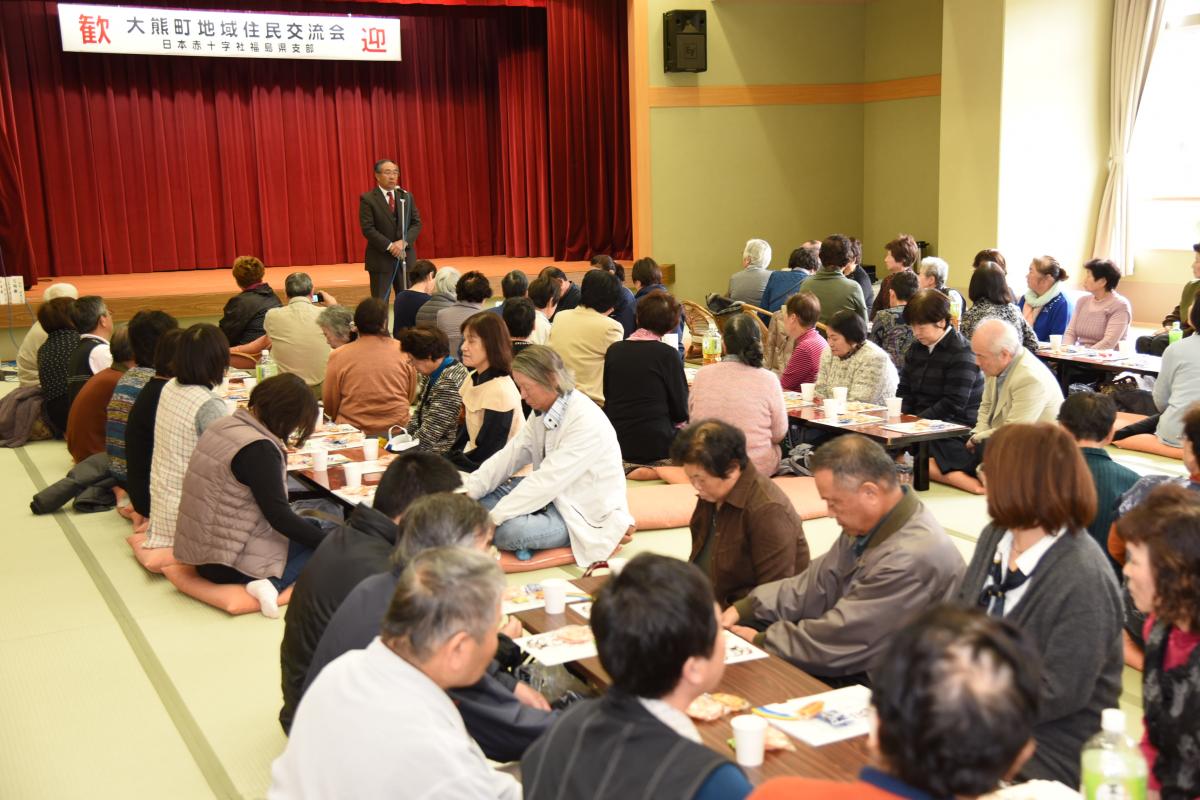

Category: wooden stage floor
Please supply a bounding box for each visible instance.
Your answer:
[18,256,635,326]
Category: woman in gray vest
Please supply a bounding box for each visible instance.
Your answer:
[174,373,327,618]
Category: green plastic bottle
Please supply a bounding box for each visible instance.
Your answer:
[1168,321,1183,345]
[257,349,279,381]
[1080,708,1147,800]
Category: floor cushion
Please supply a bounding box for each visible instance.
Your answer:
[1113,434,1184,460]
[497,533,632,574]
[627,476,828,532]
[772,476,829,520]
[127,533,178,574]
[161,564,294,615]
[497,548,578,574]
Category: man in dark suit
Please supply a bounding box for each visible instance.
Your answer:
[359,159,422,301]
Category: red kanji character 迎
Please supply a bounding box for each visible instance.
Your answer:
[361,27,386,53]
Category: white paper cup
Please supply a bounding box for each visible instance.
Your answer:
[314,405,324,432]
[607,558,628,576]
[800,382,815,402]
[542,579,568,615]
[661,332,679,350]
[243,376,257,390]
[1049,334,1063,352]
[362,438,379,461]
[342,462,362,489]
[731,714,767,767]
[823,398,840,417]
[832,386,848,404]
[311,449,328,472]
[1118,340,1133,356]
[886,397,903,419]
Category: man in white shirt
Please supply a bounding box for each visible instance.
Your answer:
[66,295,114,407]
[270,546,520,800]
[526,276,557,345]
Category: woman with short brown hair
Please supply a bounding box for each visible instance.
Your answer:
[1118,483,1200,800]
[219,255,281,346]
[957,422,1122,786]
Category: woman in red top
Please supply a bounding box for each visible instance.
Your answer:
[1118,484,1200,799]
[778,291,827,391]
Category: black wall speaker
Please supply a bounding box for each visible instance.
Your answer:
[663,10,707,73]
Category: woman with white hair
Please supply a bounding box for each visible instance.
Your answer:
[18,282,78,387]
[728,238,773,306]
[414,267,462,329]
[917,257,965,311]
[464,345,633,565]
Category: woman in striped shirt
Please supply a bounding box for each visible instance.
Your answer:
[779,291,827,390]
[398,327,469,456]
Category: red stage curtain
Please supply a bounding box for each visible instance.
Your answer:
[0,0,629,282]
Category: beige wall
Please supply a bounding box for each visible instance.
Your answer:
[650,104,865,303]
[643,0,946,303]
[997,0,1112,292]
[862,0,942,268]
[645,0,869,303]
[937,0,1004,295]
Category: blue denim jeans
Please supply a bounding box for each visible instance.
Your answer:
[269,538,315,591]
[478,477,570,552]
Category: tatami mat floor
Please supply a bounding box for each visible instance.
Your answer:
[2,433,1178,799]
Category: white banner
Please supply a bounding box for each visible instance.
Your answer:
[58,4,401,61]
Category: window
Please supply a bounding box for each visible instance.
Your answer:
[1129,0,1200,252]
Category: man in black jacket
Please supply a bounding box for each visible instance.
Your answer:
[277,451,460,732]
[522,554,751,799]
[301,493,557,762]
[359,159,422,301]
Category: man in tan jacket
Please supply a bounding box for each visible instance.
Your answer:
[968,319,1063,447]
[263,273,335,395]
[721,435,964,686]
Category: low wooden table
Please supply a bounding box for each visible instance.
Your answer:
[787,407,970,491]
[1035,347,1161,393]
[513,576,870,784]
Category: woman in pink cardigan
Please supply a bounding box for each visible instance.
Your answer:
[1063,259,1132,350]
[689,314,787,476]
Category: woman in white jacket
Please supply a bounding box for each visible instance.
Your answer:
[465,346,633,566]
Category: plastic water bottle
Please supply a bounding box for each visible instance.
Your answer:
[1080,708,1147,800]
[1168,321,1182,346]
[257,349,279,381]
[949,296,962,326]
[702,323,722,365]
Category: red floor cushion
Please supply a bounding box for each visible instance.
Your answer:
[772,476,829,520]
[127,533,178,574]
[161,564,294,615]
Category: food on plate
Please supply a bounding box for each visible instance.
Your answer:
[710,693,751,712]
[685,694,728,722]
[554,625,593,645]
[763,726,796,752]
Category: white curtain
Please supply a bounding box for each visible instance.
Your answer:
[1092,0,1166,273]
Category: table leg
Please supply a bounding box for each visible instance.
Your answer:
[913,442,930,491]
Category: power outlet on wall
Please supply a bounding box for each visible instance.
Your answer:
[6,276,24,306]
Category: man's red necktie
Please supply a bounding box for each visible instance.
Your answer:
[387,191,396,214]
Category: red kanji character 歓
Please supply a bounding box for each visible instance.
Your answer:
[79,14,112,45]
[361,27,386,53]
